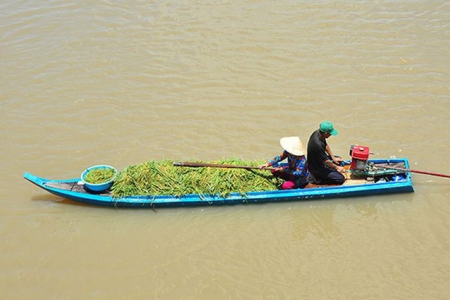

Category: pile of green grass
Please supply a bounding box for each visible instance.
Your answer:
[111,159,281,197]
[84,168,116,184]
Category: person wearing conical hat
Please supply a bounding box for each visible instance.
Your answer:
[306,121,345,184]
[259,136,308,189]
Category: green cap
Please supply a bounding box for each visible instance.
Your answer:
[319,121,338,136]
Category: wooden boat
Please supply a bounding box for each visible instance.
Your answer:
[23,158,414,208]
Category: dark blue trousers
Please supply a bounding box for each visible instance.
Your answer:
[312,168,345,185]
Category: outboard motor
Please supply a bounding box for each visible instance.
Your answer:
[349,145,370,171]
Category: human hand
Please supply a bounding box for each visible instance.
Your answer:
[336,166,346,174]
[333,156,344,163]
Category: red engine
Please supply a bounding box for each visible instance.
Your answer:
[349,145,370,171]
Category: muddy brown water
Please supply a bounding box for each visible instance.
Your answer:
[2,1,450,299]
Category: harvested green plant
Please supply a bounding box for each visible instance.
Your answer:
[84,168,116,184]
[112,159,281,197]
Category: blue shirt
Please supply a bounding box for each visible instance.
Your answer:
[269,150,308,178]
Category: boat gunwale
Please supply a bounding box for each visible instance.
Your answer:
[23,158,414,207]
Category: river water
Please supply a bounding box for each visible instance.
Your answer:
[2,1,450,299]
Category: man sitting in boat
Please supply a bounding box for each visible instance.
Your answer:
[259,136,308,189]
[307,121,346,185]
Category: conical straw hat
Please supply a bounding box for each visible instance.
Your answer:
[279,136,305,156]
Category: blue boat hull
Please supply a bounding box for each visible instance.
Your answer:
[23,158,414,208]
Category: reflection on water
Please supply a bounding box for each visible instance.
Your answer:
[289,196,411,243]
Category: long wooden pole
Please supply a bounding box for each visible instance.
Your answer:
[382,165,450,179]
[173,161,273,170]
